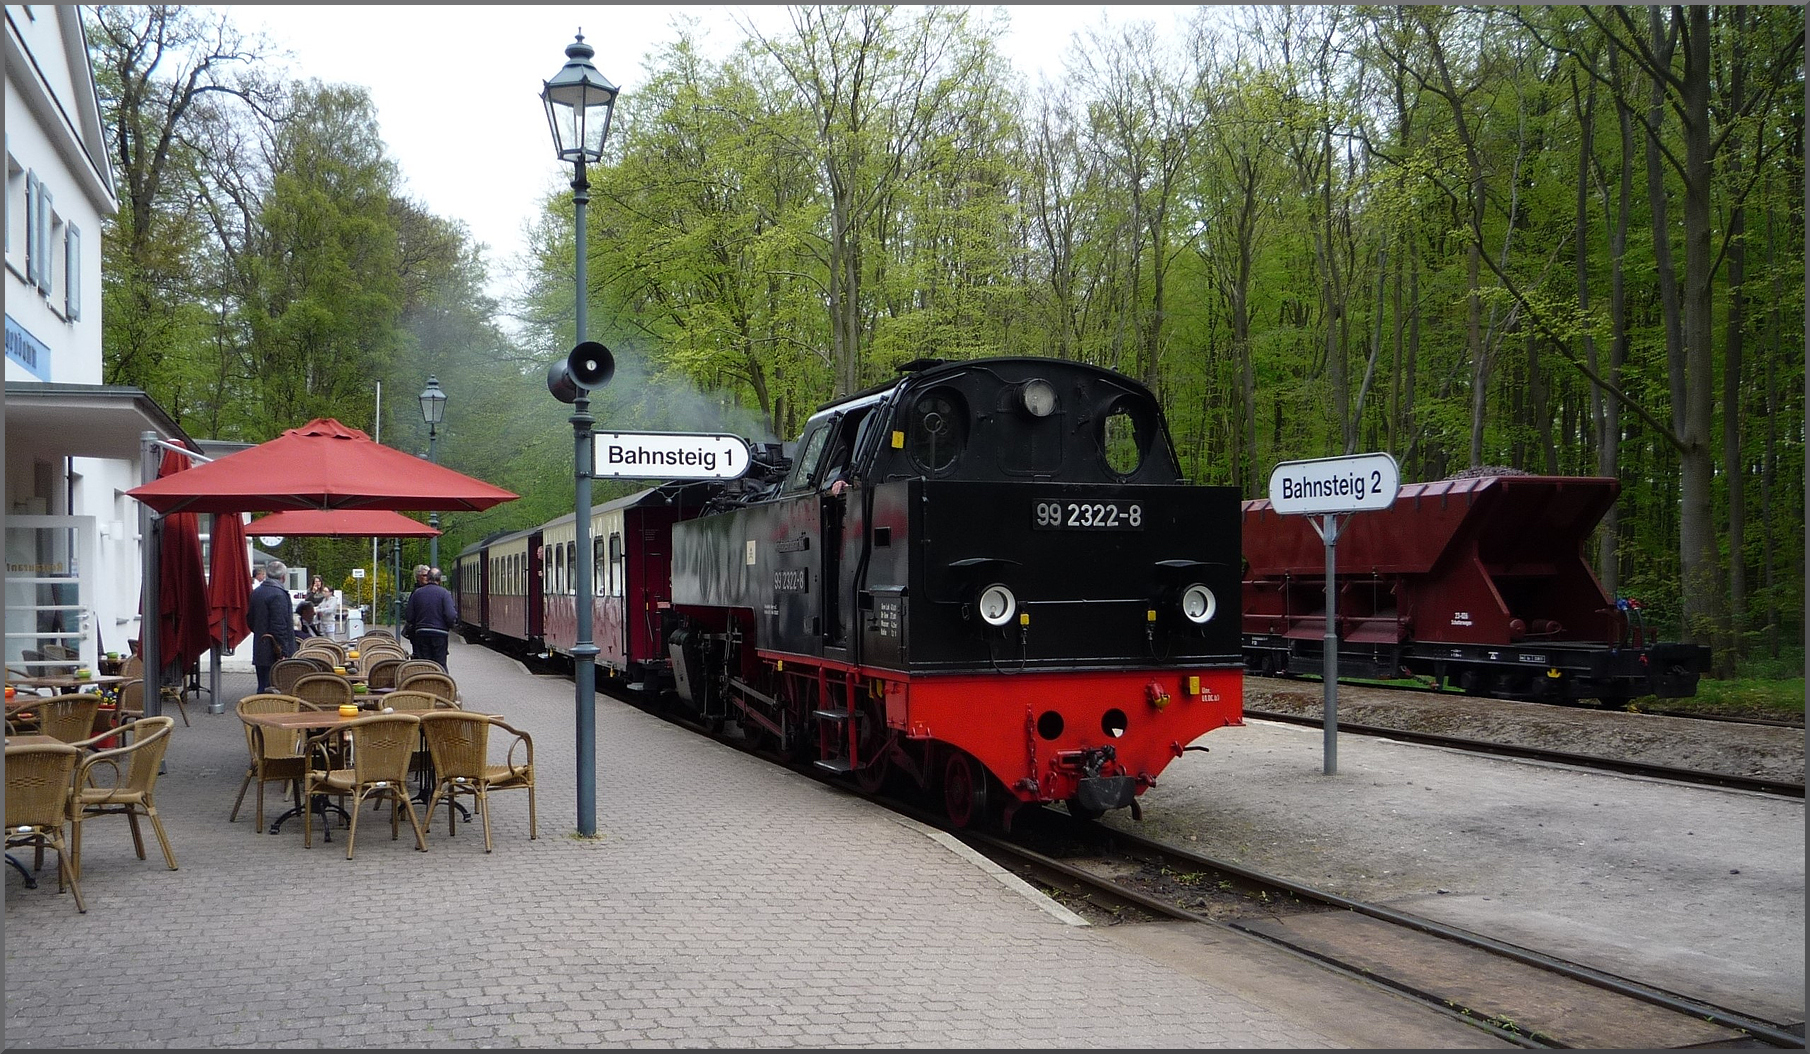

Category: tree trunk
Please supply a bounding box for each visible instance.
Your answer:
[1676,5,1721,661]
[1720,6,1749,659]
[1597,49,1636,600]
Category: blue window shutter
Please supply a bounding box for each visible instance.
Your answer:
[24,171,39,287]
[65,224,80,319]
[34,181,53,294]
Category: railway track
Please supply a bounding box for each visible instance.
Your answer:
[961,811,1806,1049]
[1247,671,1803,729]
[1242,707,1805,798]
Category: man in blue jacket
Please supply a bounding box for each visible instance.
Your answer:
[404,565,458,671]
[247,559,296,692]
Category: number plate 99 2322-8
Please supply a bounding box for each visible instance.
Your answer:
[1032,500,1144,530]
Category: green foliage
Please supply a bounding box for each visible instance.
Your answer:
[93,5,1805,661]
[338,566,396,613]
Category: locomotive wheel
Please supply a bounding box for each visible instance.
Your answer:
[941,750,991,830]
[853,750,891,794]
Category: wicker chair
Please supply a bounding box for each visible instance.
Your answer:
[397,672,457,706]
[270,658,320,695]
[419,711,537,852]
[394,659,443,684]
[358,645,408,667]
[378,690,456,785]
[303,713,428,858]
[363,658,405,692]
[381,689,459,713]
[114,656,190,725]
[305,638,347,659]
[4,741,84,912]
[295,647,344,668]
[32,694,104,745]
[231,695,309,831]
[68,716,178,881]
[6,696,43,734]
[291,673,355,713]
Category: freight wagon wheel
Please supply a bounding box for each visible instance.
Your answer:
[941,750,991,830]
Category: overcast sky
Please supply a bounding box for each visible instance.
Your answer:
[234,5,1195,322]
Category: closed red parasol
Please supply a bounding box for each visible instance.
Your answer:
[207,511,251,651]
[246,509,442,538]
[125,418,517,515]
[149,449,213,673]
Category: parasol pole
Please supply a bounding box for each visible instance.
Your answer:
[139,432,163,722]
[373,381,381,637]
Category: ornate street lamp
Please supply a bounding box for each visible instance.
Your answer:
[419,375,447,571]
[543,31,618,838]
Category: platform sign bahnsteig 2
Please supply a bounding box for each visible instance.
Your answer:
[1267,452,1400,774]
[591,430,752,481]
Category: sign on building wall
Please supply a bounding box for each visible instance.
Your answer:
[6,314,52,380]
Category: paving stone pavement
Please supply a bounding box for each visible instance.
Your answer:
[5,638,1368,1048]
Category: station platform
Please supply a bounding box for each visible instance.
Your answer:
[5,639,1503,1048]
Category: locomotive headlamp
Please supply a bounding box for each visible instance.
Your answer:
[977,583,1017,627]
[1179,583,1217,625]
[1018,378,1057,417]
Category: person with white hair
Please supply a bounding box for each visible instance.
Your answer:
[247,559,296,692]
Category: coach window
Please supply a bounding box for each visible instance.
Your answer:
[907,388,966,474]
[607,533,624,597]
[566,542,577,594]
[593,537,605,596]
[1100,400,1146,478]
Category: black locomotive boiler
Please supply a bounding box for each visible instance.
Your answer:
[662,357,1245,827]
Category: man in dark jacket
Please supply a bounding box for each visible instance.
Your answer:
[248,559,296,692]
[404,565,458,671]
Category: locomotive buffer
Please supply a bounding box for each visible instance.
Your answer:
[1266,452,1401,775]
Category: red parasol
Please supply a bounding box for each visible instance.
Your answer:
[125,418,517,515]
[150,449,213,672]
[207,511,251,651]
[246,509,442,537]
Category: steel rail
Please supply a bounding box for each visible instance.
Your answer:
[1090,820,1806,1049]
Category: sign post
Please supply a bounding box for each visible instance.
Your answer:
[1267,452,1400,775]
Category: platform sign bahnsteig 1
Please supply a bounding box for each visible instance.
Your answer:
[591,430,752,481]
[1267,452,1401,775]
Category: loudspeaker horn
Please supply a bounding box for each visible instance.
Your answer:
[547,359,580,404]
[568,341,614,389]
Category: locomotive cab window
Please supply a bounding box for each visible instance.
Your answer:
[783,422,833,494]
[906,387,967,474]
[1100,400,1148,478]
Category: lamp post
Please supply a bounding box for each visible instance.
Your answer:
[543,31,619,838]
[418,375,448,570]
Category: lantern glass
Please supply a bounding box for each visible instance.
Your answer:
[542,36,619,163]
[419,377,447,427]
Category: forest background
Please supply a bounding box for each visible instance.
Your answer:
[89,5,1803,682]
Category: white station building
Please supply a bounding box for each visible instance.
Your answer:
[4,5,226,679]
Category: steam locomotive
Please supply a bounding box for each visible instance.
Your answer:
[456,357,1245,827]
